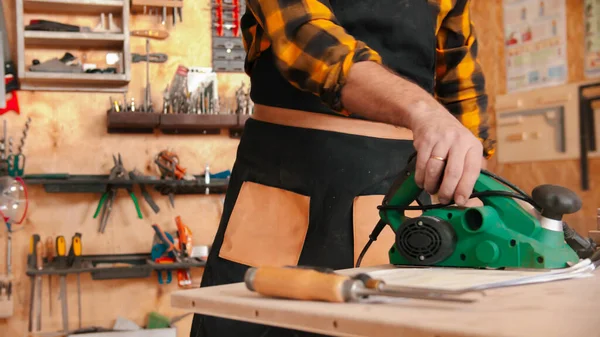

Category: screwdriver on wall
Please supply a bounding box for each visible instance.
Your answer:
[68,233,82,329]
[45,236,54,317]
[35,241,43,331]
[56,235,69,333]
[27,234,40,333]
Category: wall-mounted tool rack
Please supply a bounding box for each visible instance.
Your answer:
[130,0,183,12]
[130,0,183,28]
[26,252,205,280]
[15,0,131,92]
[106,111,160,133]
[211,0,245,72]
[106,111,251,136]
[23,173,230,195]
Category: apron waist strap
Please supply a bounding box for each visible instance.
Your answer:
[251,104,413,140]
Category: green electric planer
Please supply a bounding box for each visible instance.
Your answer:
[356,152,597,270]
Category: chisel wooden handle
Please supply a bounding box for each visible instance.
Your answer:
[131,29,169,40]
[244,266,356,303]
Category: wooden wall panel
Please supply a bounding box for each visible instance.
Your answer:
[0,0,247,336]
[471,0,595,235]
[0,0,596,337]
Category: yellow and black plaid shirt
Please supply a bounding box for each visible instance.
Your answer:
[241,0,495,158]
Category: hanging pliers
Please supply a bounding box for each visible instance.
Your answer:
[129,169,160,214]
[94,154,142,233]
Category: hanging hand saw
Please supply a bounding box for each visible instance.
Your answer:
[0,2,20,114]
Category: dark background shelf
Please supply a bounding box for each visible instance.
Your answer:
[105,112,251,135]
[107,111,160,134]
[26,253,206,280]
[158,114,238,134]
[23,174,230,194]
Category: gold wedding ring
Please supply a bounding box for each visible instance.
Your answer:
[430,155,446,162]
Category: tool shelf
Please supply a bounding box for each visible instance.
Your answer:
[106,112,250,136]
[159,113,239,134]
[16,0,132,92]
[25,253,205,280]
[24,30,126,49]
[23,0,125,14]
[23,174,230,195]
[229,114,250,138]
[21,72,129,92]
[107,111,160,133]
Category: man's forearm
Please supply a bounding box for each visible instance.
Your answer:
[340,61,442,129]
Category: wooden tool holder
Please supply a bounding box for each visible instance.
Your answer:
[15,0,132,92]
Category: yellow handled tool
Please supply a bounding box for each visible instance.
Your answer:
[45,237,54,317]
[27,234,40,332]
[55,235,69,333]
[56,236,66,258]
[68,233,83,329]
[244,266,477,303]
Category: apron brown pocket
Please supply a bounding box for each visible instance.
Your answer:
[353,195,423,267]
[218,181,310,267]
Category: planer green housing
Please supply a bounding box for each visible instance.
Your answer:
[378,157,583,270]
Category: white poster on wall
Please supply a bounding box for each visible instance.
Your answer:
[503,0,568,93]
[585,0,600,78]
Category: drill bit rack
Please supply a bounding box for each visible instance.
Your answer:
[106,110,160,133]
[106,77,253,135]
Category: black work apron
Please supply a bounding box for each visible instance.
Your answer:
[191,118,418,337]
[191,1,438,336]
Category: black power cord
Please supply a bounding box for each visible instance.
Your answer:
[355,169,539,268]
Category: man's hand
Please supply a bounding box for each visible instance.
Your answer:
[407,100,483,206]
[341,61,483,207]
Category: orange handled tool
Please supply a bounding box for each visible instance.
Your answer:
[151,224,181,261]
[175,216,192,256]
[245,266,356,303]
[244,266,477,303]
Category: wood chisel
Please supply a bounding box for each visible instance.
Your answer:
[56,235,69,333]
[244,266,477,303]
[35,241,43,331]
[27,234,40,332]
[68,233,82,329]
[131,30,169,40]
[45,237,54,317]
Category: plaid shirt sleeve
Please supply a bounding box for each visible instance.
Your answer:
[244,0,382,114]
[434,0,496,158]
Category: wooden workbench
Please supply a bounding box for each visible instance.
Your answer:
[170,265,600,337]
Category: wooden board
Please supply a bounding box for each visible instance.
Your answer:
[0,0,249,336]
[171,265,600,337]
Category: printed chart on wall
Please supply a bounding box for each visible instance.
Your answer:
[503,0,568,92]
[585,0,600,78]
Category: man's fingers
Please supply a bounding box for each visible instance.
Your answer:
[414,143,433,188]
[437,145,468,204]
[454,147,482,205]
[423,144,450,196]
